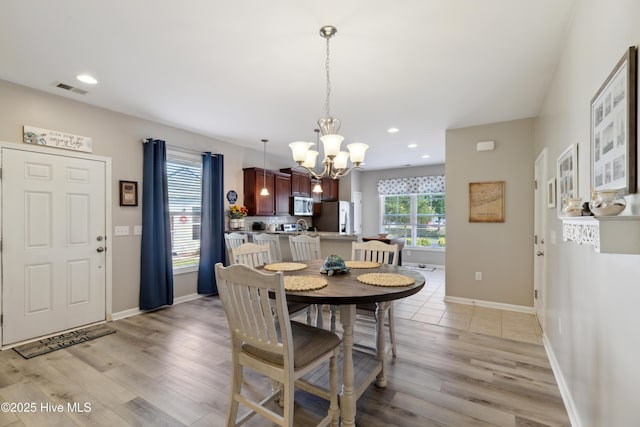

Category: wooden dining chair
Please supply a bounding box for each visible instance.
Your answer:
[224,232,248,265]
[288,235,322,261]
[288,234,326,326]
[351,240,400,357]
[229,242,271,268]
[214,263,340,427]
[253,233,283,262]
[232,242,310,319]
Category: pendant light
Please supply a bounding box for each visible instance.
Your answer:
[260,139,269,196]
[289,25,369,179]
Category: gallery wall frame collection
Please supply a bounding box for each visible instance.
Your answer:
[557,144,578,216]
[590,45,637,195]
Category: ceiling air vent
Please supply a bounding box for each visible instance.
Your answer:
[55,82,88,95]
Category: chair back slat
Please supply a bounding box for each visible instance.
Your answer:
[352,240,399,266]
[253,233,283,263]
[215,263,291,358]
[289,235,322,261]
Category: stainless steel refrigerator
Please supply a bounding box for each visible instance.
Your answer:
[314,201,352,234]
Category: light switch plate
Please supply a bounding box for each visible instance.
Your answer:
[114,226,130,236]
[134,225,143,235]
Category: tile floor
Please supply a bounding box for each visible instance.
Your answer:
[394,265,543,344]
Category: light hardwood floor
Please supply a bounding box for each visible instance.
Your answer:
[0,289,569,426]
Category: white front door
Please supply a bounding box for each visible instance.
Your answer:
[2,148,107,345]
[533,149,547,330]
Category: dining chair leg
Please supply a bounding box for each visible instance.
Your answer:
[388,303,397,357]
[329,305,337,333]
[315,304,324,329]
[227,352,242,426]
[329,349,340,427]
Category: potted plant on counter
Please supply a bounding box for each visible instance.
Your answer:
[228,205,248,230]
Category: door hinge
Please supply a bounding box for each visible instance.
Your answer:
[534,179,538,190]
[534,235,538,244]
[0,314,3,326]
[534,289,538,299]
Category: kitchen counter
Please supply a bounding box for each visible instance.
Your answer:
[229,231,358,260]
[242,231,358,241]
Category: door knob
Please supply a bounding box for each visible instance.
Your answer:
[536,251,544,256]
[97,247,105,253]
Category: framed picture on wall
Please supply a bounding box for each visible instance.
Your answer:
[119,180,138,206]
[469,181,505,223]
[590,46,637,194]
[557,144,578,216]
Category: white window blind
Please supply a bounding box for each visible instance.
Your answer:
[167,151,202,270]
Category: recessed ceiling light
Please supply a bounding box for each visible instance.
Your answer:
[387,127,399,133]
[408,143,418,148]
[422,154,431,159]
[76,74,98,84]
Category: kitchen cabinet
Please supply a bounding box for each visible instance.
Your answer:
[280,168,311,196]
[243,168,291,216]
[274,173,291,215]
[321,178,340,201]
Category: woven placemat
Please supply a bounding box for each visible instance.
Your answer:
[357,273,415,287]
[264,262,308,272]
[284,275,328,291]
[345,260,381,269]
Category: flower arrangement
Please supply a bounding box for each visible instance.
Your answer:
[228,205,248,219]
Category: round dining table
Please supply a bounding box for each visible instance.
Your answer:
[273,259,425,427]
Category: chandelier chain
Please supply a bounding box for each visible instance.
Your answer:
[325,36,331,118]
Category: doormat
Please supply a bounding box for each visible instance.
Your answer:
[13,324,115,359]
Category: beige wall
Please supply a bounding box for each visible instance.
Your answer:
[533,0,640,425]
[0,79,290,313]
[445,118,535,307]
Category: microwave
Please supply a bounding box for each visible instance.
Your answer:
[292,196,314,216]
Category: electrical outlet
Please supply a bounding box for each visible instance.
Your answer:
[114,226,130,236]
[475,272,482,280]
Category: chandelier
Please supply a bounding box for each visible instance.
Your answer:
[289,25,369,179]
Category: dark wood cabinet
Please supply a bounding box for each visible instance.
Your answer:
[243,168,291,216]
[274,173,292,215]
[321,178,340,201]
[280,168,311,197]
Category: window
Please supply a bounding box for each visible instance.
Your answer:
[167,151,202,270]
[378,175,445,249]
[381,194,445,248]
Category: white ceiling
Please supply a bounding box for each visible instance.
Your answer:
[0,1,575,170]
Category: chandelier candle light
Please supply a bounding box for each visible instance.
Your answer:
[289,25,369,179]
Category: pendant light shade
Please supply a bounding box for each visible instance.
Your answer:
[260,139,269,196]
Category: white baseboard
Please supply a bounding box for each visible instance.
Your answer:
[110,293,205,321]
[443,296,534,314]
[542,333,581,427]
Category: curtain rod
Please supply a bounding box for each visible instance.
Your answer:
[141,139,219,156]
